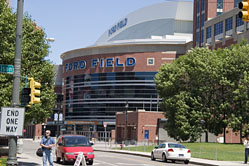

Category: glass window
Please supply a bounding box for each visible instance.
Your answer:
[225,17,233,31]
[197,0,200,13]
[201,30,204,43]
[217,0,223,16]
[217,0,223,9]
[206,26,212,39]
[64,136,90,147]
[201,0,205,11]
[201,13,205,27]
[215,21,223,36]
[236,14,244,27]
[65,71,161,120]
[196,16,200,29]
[234,0,242,8]
[147,58,154,65]
[196,31,199,43]
[168,143,186,149]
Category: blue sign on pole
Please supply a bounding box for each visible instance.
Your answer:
[144,130,149,139]
[0,64,14,74]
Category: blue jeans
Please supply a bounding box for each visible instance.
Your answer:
[245,148,249,163]
[42,149,53,166]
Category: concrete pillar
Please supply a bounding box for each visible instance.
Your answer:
[211,24,215,49]
[232,15,237,42]
[222,20,226,46]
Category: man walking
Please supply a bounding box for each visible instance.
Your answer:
[244,135,249,164]
[40,130,55,166]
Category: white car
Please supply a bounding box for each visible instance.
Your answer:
[151,142,191,164]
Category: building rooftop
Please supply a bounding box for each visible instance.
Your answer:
[95,1,193,46]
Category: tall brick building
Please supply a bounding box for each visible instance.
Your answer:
[193,0,242,47]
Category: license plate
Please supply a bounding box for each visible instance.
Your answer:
[179,154,184,157]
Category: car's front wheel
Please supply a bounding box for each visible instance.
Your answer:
[56,156,61,163]
[151,152,155,161]
[162,153,167,162]
[62,154,68,165]
[88,160,93,165]
[184,160,189,164]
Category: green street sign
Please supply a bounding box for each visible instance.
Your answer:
[0,64,14,74]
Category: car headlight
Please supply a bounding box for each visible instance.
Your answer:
[87,152,94,155]
[65,152,74,155]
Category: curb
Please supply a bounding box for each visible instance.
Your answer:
[94,149,218,166]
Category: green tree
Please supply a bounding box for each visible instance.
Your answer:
[155,48,217,141]
[225,41,249,142]
[0,0,56,124]
[155,47,225,142]
[155,41,249,143]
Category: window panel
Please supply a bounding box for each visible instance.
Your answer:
[206,26,212,39]
[225,17,233,31]
[236,14,244,27]
[65,72,161,120]
[215,21,223,36]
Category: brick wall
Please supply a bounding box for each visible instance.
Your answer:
[115,110,165,143]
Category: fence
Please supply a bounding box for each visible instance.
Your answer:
[113,143,245,161]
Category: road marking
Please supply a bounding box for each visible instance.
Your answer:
[96,153,164,165]
[117,164,153,166]
[94,159,119,166]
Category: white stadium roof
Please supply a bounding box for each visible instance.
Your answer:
[94,1,193,46]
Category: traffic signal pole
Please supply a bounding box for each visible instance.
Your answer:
[7,0,24,165]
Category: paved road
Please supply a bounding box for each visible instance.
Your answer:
[20,139,196,166]
[92,151,196,166]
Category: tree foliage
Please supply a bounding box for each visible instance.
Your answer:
[0,0,56,124]
[155,41,249,142]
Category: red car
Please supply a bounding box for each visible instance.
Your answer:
[55,135,94,165]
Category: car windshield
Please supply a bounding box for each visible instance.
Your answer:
[168,143,186,149]
[64,136,90,147]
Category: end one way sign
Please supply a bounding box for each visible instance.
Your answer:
[0,107,25,136]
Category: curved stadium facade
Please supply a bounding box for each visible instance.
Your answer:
[61,1,193,130]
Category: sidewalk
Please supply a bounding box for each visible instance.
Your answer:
[17,153,42,166]
[92,142,246,166]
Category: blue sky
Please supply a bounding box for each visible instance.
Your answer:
[11,0,192,65]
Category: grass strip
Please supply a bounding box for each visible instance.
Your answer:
[117,143,245,161]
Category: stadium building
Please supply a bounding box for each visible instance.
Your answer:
[60,1,193,137]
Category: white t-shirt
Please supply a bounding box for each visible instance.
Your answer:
[244,139,249,149]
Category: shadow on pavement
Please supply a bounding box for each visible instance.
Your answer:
[18,161,40,166]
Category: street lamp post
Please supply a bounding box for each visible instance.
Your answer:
[125,101,129,145]
[7,0,24,165]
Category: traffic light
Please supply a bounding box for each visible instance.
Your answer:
[238,0,249,22]
[29,77,41,105]
[20,88,31,106]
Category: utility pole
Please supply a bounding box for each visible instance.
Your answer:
[7,0,24,165]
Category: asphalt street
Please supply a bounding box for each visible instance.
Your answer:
[20,139,196,166]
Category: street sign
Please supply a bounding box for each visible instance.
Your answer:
[0,64,14,74]
[0,107,25,136]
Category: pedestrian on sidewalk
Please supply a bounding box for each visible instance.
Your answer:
[40,130,55,166]
[244,135,249,164]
